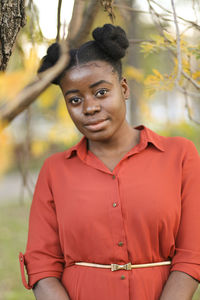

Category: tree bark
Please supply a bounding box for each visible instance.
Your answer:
[0,0,26,71]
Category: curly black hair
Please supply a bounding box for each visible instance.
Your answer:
[38,24,129,85]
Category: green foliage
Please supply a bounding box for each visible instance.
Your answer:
[158,122,200,153]
[0,202,34,300]
[140,33,200,99]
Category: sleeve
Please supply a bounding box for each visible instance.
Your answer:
[170,139,200,282]
[19,159,65,289]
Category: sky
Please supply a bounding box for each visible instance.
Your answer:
[33,0,75,39]
[33,0,198,40]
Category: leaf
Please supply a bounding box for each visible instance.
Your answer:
[163,31,175,44]
[124,66,144,83]
[31,140,49,157]
[192,71,200,80]
[152,69,164,80]
[38,85,61,108]
[0,47,39,102]
[150,34,165,46]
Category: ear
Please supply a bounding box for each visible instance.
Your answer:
[120,77,129,100]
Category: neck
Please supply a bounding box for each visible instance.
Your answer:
[88,121,139,156]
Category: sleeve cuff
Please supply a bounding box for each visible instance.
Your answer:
[170,263,200,282]
[19,252,63,289]
[171,248,200,282]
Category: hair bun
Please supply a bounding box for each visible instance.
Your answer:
[47,43,60,64]
[92,24,129,60]
[37,43,61,80]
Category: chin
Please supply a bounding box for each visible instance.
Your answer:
[84,129,113,142]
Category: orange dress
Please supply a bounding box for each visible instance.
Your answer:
[19,125,200,299]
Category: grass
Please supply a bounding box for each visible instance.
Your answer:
[0,201,34,300]
[0,201,199,300]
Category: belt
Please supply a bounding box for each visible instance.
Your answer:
[75,261,171,271]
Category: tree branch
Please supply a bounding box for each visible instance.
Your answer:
[56,0,63,42]
[170,0,200,90]
[129,38,155,44]
[113,4,149,14]
[171,0,182,84]
[67,0,100,48]
[114,1,200,30]
[150,0,200,30]
[146,0,168,38]
[184,88,200,125]
[181,70,200,90]
[67,0,85,42]
[100,0,115,23]
[0,41,69,129]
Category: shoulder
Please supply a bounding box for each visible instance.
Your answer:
[162,135,189,149]
[44,151,67,166]
[41,138,84,171]
[157,131,199,157]
[145,125,199,157]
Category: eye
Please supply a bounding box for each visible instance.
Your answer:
[69,97,82,105]
[95,88,108,97]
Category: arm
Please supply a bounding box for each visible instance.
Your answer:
[20,160,66,291]
[160,271,198,300]
[160,140,200,299]
[33,277,70,300]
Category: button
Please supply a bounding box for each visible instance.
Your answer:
[118,241,124,247]
[112,202,117,208]
[112,175,116,179]
[121,275,125,280]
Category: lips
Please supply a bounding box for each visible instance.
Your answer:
[84,118,109,132]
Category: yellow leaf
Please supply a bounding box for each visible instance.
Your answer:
[0,71,32,100]
[163,31,175,43]
[48,122,78,145]
[24,47,40,73]
[140,42,155,55]
[57,100,72,121]
[150,34,165,46]
[31,140,49,157]
[124,66,144,82]
[0,47,40,101]
[38,85,61,108]
[152,69,164,80]
[192,71,200,80]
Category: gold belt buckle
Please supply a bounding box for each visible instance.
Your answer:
[111,262,132,271]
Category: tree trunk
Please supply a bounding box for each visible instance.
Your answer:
[117,0,142,126]
[0,0,26,71]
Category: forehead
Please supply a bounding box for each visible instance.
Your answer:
[60,61,117,87]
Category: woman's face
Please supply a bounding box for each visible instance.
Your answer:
[60,60,129,142]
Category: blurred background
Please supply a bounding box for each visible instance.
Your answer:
[0,0,200,299]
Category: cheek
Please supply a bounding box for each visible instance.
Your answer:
[106,94,126,117]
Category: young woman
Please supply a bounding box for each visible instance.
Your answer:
[19,24,200,300]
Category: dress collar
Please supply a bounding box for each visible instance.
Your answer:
[64,124,165,160]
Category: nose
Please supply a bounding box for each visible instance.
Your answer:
[83,96,101,115]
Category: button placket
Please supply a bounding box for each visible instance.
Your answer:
[109,173,129,262]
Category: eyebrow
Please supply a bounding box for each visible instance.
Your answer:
[89,80,112,89]
[64,80,112,97]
